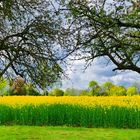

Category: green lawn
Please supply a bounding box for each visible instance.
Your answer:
[0,126,140,140]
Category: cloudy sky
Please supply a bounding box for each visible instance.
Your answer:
[62,57,140,89]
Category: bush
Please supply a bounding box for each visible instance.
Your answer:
[49,88,64,96]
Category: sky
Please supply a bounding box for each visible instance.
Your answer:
[62,57,140,90]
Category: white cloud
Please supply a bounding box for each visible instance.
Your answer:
[62,57,140,89]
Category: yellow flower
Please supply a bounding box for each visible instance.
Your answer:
[0,96,139,109]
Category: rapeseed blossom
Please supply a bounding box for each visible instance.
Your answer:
[0,96,139,108]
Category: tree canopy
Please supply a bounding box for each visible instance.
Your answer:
[61,0,140,73]
[0,0,68,89]
[0,0,140,89]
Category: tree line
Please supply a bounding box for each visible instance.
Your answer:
[49,80,140,96]
[0,77,139,96]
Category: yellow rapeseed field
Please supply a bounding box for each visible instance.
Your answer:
[0,96,140,108]
[0,96,140,128]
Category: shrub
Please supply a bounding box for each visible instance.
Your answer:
[49,88,64,96]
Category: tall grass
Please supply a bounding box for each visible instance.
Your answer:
[0,96,140,128]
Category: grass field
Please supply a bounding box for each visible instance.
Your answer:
[0,126,140,140]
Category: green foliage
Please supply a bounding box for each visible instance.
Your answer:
[25,84,40,96]
[88,81,101,96]
[89,81,98,89]
[109,86,126,96]
[65,0,140,74]
[6,82,40,96]
[89,88,100,96]
[132,82,140,93]
[126,86,138,96]
[0,0,64,89]
[101,82,114,96]
[0,104,140,128]
[0,78,7,89]
[1,0,13,17]
[0,126,140,140]
[0,78,8,95]
[0,76,139,97]
[49,88,64,96]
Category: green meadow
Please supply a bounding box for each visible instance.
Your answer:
[0,126,140,140]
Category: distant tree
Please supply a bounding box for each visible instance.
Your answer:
[101,82,114,96]
[64,88,81,96]
[88,80,100,96]
[132,82,140,93]
[89,81,98,89]
[49,88,64,96]
[0,77,8,95]
[42,90,49,96]
[109,86,126,96]
[80,90,90,96]
[126,86,138,96]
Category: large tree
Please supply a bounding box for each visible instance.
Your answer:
[1,0,140,89]
[60,0,140,74]
[0,0,68,89]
